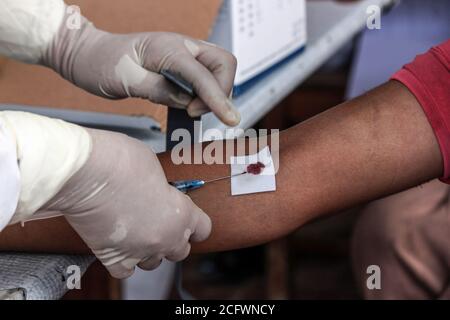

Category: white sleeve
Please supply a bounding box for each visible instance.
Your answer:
[0,120,20,231]
[0,111,92,226]
[0,0,65,64]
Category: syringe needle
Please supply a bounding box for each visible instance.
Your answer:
[204,172,247,184]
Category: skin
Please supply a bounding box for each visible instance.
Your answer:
[0,81,443,255]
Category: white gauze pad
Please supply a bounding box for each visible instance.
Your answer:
[230,146,276,196]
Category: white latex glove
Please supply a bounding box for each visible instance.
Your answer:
[1,111,211,279]
[39,128,212,279]
[42,11,240,126]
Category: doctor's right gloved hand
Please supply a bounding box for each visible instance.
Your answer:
[43,25,240,126]
[0,111,211,279]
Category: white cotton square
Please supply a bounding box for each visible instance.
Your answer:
[230,146,276,196]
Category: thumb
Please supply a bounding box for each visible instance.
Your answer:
[189,206,212,243]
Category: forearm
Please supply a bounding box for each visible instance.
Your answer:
[186,80,442,252]
[0,81,443,254]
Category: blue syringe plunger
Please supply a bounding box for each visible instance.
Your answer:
[169,180,205,193]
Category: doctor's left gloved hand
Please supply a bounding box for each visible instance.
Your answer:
[0,111,212,279]
[39,127,212,279]
[42,12,240,126]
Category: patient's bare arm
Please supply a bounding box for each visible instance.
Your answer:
[0,81,443,254]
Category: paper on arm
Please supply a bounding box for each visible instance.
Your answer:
[230,146,276,196]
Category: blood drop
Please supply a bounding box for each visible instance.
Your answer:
[246,162,266,175]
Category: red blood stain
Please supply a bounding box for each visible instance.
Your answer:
[246,162,266,175]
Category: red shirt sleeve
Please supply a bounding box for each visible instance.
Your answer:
[392,40,450,184]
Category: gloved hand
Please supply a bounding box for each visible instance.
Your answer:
[38,128,212,279]
[42,12,240,126]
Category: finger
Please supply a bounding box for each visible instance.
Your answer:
[166,242,191,262]
[187,42,237,118]
[138,256,164,271]
[187,101,210,118]
[196,41,237,96]
[106,262,136,279]
[167,53,241,126]
[190,209,212,243]
[129,70,194,109]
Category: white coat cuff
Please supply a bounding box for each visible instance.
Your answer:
[0,121,20,231]
[0,0,65,64]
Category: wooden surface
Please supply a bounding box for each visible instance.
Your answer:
[0,0,223,130]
